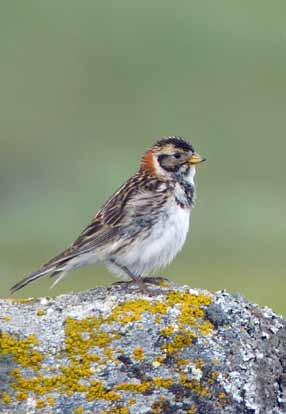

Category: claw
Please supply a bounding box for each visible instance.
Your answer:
[112,279,167,296]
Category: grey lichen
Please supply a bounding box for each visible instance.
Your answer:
[0,281,285,414]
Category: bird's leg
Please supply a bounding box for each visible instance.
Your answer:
[110,260,165,296]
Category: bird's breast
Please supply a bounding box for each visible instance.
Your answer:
[124,198,191,275]
[161,198,190,255]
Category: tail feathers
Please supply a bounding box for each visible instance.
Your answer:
[10,266,57,294]
[49,269,69,290]
[10,247,79,294]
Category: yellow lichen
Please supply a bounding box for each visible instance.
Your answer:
[114,381,150,393]
[36,309,46,316]
[128,397,136,406]
[207,370,219,384]
[1,392,11,404]
[212,357,220,365]
[176,358,188,366]
[75,407,84,413]
[159,291,213,355]
[2,314,11,321]
[154,355,166,365]
[16,391,28,401]
[133,346,144,360]
[160,325,174,336]
[180,374,209,397]
[162,332,195,354]
[151,396,166,413]
[100,408,130,414]
[166,291,212,329]
[86,380,120,402]
[35,399,46,409]
[110,299,168,324]
[114,376,173,394]
[195,359,204,369]
[103,347,115,361]
[152,377,173,388]
[46,395,55,406]
[0,332,42,369]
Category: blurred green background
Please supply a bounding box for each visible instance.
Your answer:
[1,1,285,313]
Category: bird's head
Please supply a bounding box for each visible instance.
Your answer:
[140,136,206,183]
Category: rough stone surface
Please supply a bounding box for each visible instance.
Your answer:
[0,281,286,414]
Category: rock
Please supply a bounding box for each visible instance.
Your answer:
[0,281,285,414]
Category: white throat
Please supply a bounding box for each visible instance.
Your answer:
[185,165,196,186]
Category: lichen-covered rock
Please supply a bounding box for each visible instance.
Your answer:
[0,282,285,414]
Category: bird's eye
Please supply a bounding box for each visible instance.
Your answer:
[174,153,182,159]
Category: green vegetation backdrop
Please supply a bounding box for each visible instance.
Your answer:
[1,1,285,312]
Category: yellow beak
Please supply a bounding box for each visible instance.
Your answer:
[189,153,207,165]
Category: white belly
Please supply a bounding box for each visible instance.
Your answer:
[109,199,190,278]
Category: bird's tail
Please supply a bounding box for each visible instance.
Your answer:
[10,249,76,294]
[10,266,59,294]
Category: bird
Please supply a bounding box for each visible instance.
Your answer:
[10,136,206,295]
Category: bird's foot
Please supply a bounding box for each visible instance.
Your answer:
[112,278,167,296]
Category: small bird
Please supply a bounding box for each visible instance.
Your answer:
[11,137,206,295]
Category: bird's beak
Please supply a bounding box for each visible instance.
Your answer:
[189,153,207,165]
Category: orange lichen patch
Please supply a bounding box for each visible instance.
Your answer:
[176,359,189,366]
[159,291,213,355]
[128,397,136,406]
[74,407,84,414]
[86,381,120,402]
[36,309,46,316]
[103,347,113,357]
[0,332,42,369]
[114,381,151,393]
[151,396,168,413]
[152,377,173,388]
[154,355,166,365]
[35,399,46,409]
[160,325,174,336]
[166,291,212,330]
[110,299,168,324]
[207,371,219,385]
[100,408,130,414]
[64,316,120,357]
[195,359,204,369]
[16,391,28,401]
[1,392,11,404]
[114,377,173,394]
[180,374,210,397]
[162,332,195,354]
[133,346,144,360]
[46,395,55,406]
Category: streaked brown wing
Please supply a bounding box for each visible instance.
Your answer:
[65,172,170,256]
